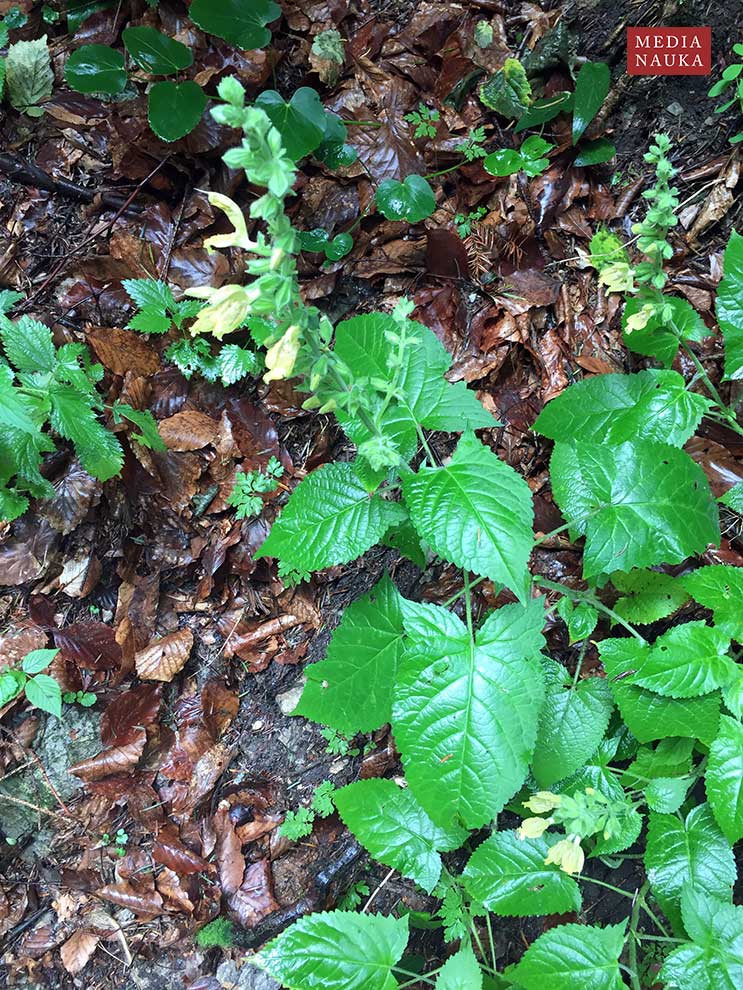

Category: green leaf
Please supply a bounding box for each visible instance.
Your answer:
[660,890,743,990]
[511,922,625,990]
[0,315,56,373]
[0,669,26,707]
[549,439,719,579]
[682,565,743,640]
[255,87,327,161]
[720,482,743,513]
[0,486,28,522]
[122,26,193,75]
[392,599,545,829]
[382,517,426,569]
[479,58,531,119]
[555,598,597,643]
[127,309,172,335]
[531,661,614,787]
[256,462,405,573]
[483,149,524,177]
[645,805,735,933]
[515,91,572,132]
[24,673,62,718]
[112,402,165,451]
[611,568,690,625]
[189,0,281,50]
[573,139,616,166]
[148,80,207,142]
[294,575,405,734]
[707,715,743,844]
[375,175,436,223]
[21,648,59,674]
[572,62,610,143]
[122,278,176,312]
[402,432,533,601]
[623,295,709,367]
[645,775,691,814]
[607,673,720,747]
[49,387,123,481]
[217,344,260,385]
[718,230,743,380]
[258,911,408,990]
[64,44,126,95]
[421,380,500,432]
[334,779,467,893]
[534,370,709,447]
[462,830,581,917]
[600,622,734,699]
[6,37,53,113]
[436,947,482,990]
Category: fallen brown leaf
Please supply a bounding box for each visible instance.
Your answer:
[135,628,194,682]
[60,930,99,976]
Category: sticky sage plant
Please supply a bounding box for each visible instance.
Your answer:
[198,80,743,990]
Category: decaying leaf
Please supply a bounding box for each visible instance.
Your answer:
[135,628,194,682]
[60,929,99,976]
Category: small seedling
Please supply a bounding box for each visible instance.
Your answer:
[279,781,337,840]
[404,103,440,139]
[454,207,487,238]
[228,456,284,520]
[708,43,743,144]
[62,689,97,708]
[0,649,62,718]
[102,828,129,856]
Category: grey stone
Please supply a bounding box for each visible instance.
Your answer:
[217,959,280,990]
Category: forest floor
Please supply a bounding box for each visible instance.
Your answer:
[0,0,742,988]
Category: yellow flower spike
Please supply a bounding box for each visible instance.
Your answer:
[544,836,585,876]
[598,262,635,294]
[203,192,253,253]
[188,284,255,340]
[264,324,301,383]
[517,817,552,840]
[625,303,655,334]
[524,791,562,814]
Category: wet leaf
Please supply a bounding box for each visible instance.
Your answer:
[135,628,194,682]
[148,81,207,143]
[60,930,99,976]
[64,44,126,95]
[101,684,162,747]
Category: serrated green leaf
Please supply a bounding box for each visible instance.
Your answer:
[382,517,426,569]
[0,485,28,521]
[112,402,165,451]
[462,830,581,917]
[334,779,467,893]
[720,482,743,513]
[127,310,173,335]
[682,565,743,640]
[645,805,736,933]
[217,344,260,385]
[591,806,643,856]
[531,661,614,787]
[122,278,176,312]
[392,599,545,829]
[706,715,743,844]
[622,295,709,366]
[122,26,193,75]
[189,0,280,51]
[611,568,689,625]
[0,315,55,374]
[402,433,533,601]
[6,37,53,113]
[718,230,743,380]
[511,922,625,990]
[660,891,743,990]
[255,87,327,161]
[645,775,691,813]
[258,911,408,990]
[256,462,405,573]
[294,575,405,733]
[623,738,694,791]
[148,80,206,142]
[534,370,709,447]
[555,598,597,643]
[600,622,733,699]
[375,175,436,223]
[436,947,482,990]
[572,62,610,143]
[24,673,62,718]
[64,43,126,95]
[49,387,123,481]
[550,439,719,579]
[21,649,59,674]
[421,379,500,431]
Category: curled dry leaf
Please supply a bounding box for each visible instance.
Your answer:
[60,929,99,976]
[96,881,163,918]
[70,727,146,782]
[153,824,212,876]
[41,461,102,535]
[135,628,194,682]
[158,411,221,452]
[226,860,278,929]
[101,683,162,747]
[156,867,195,914]
[213,800,245,897]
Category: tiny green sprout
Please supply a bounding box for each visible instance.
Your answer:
[474,20,494,48]
[455,126,488,162]
[62,689,97,707]
[228,456,284,520]
[454,206,487,238]
[277,561,312,588]
[279,806,315,840]
[708,43,743,144]
[338,879,370,911]
[404,103,440,139]
[320,727,359,756]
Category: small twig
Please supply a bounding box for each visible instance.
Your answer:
[362,867,395,913]
[0,152,141,214]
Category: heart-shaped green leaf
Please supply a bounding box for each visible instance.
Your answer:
[148,80,206,142]
[189,0,280,50]
[122,26,193,75]
[255,87,326,161]
[375,174,436,223]
[64,44,126,95]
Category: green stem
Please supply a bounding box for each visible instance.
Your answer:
[627,881,648,990]
[469,919,489,968]
[393,968,438,986]
[484,912,498,973]
[679,339,743,437]
[534,577,646,642]
[635,934,686,944]
[441,576,486,609]
[342,119,383,128]
[423,161,463,180]
[578,875,636,900]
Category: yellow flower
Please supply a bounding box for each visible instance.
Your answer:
[624,304,655,334]
[524,791,562,814]
[518,817,552,840]
[599,262,635,294]
[544,836,585,876]
[203,192,253,253]
[264,324,301,383]
[186,284,256,340]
